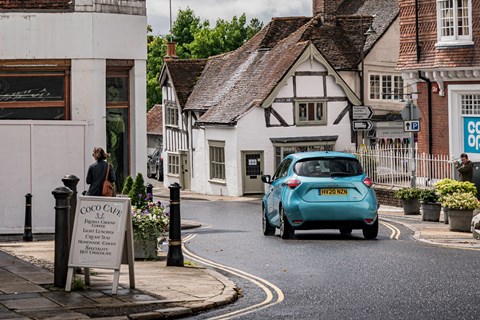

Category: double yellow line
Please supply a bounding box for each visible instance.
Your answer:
[182,234,284,320]
[380,221,401,240]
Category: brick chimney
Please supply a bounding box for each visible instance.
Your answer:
[165,42,178,61]
[313,0,342,22]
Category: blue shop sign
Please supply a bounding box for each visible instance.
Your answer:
[464,117,480,153]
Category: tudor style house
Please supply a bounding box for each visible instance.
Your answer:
[397,0,480,160]
[0,0,147,233]
[160,0,405,196]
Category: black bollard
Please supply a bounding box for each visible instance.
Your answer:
[146,183,153,201]
[23,193,33,242]
[166,182,184,267]
[62,175,80,244]
[52,186,73,288]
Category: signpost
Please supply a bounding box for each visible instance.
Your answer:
[353,106,374,132]
[401,100,420,187]
[353,120,374,131]
[65,196,135,295]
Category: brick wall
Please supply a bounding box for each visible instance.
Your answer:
[374,186,402,207]
[312,0,342,20]
[0,0,72,10]
[397,0,480,70]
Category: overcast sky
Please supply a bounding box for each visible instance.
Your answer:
[147,0,312,36]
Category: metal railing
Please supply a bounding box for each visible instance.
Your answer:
[347,144,455,188]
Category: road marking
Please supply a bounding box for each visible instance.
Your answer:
[182,234,284,320]
[380,221,401,240]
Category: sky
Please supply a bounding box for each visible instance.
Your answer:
[146,0,312,36]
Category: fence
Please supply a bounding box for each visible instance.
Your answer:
[347,144,455,189]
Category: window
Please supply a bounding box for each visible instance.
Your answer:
[460,94,480,115]
[294,158,363,177]
[0,61,70,120]
[436,0,472,45]
[369,74,404,101]
[209,141,225,181]
[168,153,180,175]
[274,143,335,168]
[273,158,292,180]
[165,101,179,127]
[295,101,327,125]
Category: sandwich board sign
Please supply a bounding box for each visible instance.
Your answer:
[65,196,135,294]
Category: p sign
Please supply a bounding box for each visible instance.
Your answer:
[464,117,480,153]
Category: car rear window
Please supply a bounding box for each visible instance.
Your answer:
[294,157,363,177]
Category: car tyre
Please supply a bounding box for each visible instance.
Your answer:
[362,218,378,240]
[339,228,352,235]
[262,206,276,236]
[147,166,152,178]
[156,166,163,181]
[279,207,294,239]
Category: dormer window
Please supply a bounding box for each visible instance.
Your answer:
[436,0,473,47]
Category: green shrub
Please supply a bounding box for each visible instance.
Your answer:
[122,175,134,195]
[394,187,422,200]
[434,179,477,202]
[441,192,480,210]
[419,189,439,204]
[129,173,147,208]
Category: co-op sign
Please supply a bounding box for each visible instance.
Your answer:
[464,117,480,153]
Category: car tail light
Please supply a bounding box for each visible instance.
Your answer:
[363,177,373,188]
[286,178,301,189]
[365,218,375,224]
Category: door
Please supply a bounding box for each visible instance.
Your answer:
[179,151,191,190]
[242,151,264,194]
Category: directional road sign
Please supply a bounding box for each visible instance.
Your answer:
[404,120,420,132]
[353,120,374,131]
[352,106,374,120]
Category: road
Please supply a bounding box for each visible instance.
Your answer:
[175,199,480,320]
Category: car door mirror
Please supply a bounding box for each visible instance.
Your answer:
[261,175,272,184]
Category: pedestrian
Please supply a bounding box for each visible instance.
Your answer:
[86,147,116,196]
[455,153,474,182]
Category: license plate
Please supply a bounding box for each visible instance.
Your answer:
[320,188,348,195]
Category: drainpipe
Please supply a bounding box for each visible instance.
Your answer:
[418,72,432,155]
[415,0,421,62]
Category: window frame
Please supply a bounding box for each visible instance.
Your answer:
[436,0,473,46]
[369,74,404,101]
[295,100,327,126]
[165,101,179,127]
[273,142,336,168]
[167,152,180,176]
[209,140,226,183]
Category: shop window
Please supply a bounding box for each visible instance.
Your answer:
[0,62,70,120]
[274,143,335,168]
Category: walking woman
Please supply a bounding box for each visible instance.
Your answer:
[86,147,116,196]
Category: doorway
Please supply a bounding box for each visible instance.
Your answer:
[179,151,191,190]
[242,151,264,194]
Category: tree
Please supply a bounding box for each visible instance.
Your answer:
[172,7,201,58]
[147,27,166,111]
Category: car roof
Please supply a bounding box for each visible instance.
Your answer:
[289,151,357,160]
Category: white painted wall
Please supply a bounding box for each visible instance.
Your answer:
[0,10,147,233]
[0,121,88,234]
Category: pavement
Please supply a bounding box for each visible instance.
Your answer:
[0,184,479,320]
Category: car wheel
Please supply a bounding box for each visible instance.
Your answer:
[147,166,152,178]
[363,218,378,240]
[279,207,294,239]
[262,206,276,236]
[339,228,352,235]
[156,167,162,181]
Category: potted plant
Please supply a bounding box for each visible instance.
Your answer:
[441,192,479,232]
[435,179,477,224]
[131,197,169,259]
[419,189,441,222]
[394,187,422,215]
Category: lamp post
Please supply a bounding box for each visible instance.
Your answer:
[360,24,376,105]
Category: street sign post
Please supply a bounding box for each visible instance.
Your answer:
[353,120,373,131]
[352,106,374,120]
[401,100,420,187]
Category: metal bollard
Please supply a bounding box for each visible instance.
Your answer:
[62,175,80,244]
[23,193,33,242]
[146,183,153,200]
[166,182,184,267]
[52,186,73,288]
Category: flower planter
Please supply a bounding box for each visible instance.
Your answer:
[134,238,158,260]
[402,198,420,215]
[447,209,474,232]
[442,206,449,224]
[421,203,441,222]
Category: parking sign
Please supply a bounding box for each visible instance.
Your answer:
[404,120,420,132]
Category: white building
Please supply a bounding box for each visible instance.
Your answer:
[160,0,404,197]
[0,0,147,233]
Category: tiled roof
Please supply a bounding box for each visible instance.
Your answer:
[164,59,207,108]
[174,0,398,125]
[147,104,163,135]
